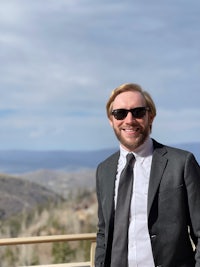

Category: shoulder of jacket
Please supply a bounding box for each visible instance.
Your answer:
[152,138,193,159]
[98,151,120,168]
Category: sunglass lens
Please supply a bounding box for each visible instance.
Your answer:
[113,109,127,120]
[132,107,146,118]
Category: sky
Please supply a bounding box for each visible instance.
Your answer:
[0,0,200,151]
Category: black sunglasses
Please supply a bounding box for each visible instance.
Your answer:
[111,107,150,120]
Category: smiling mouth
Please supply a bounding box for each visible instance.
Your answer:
[122,127,140,134]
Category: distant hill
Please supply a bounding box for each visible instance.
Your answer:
[19,169,96,199]
[0,174,62,220]
[0,148,117,174]
[0,142,199,174]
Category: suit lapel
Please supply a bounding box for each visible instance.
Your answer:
[147,140,168,216]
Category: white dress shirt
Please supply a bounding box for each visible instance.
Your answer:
[114,137,155,267]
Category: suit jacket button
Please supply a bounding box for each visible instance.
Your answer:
[151,234,156,239]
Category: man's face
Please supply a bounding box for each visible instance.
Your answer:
[109,91,154,151]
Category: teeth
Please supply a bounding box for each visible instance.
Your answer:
[123,127,139,133]
[124,129,136,132]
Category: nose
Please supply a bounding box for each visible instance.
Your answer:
[124,110,136,122]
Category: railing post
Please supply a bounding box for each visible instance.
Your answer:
[90,241,96,267]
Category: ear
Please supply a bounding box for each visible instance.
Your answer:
[148,112,155,126]
[109,117,114,128]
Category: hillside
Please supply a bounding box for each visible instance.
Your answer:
[0,174,62,220]
[0,187,97,266]
[18,169,96,199]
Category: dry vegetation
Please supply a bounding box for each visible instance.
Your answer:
[0,188,98,266]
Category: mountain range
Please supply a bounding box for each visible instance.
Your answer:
[0,142,199,174]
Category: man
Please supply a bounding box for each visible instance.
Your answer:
[95,83,200,267]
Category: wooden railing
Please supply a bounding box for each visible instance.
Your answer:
[0,233,96,267]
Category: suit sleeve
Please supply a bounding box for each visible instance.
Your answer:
[95,164,106,267]
[184,153,200,266]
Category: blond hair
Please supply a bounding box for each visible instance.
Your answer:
[106,83,156,120]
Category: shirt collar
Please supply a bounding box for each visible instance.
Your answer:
[120,137,153,162]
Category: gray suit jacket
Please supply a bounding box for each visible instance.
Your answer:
[95,139,200,267]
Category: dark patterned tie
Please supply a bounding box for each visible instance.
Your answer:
[111,153,135,267]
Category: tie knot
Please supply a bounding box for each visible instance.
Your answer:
[126,153,135,165]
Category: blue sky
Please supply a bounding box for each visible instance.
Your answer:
[0,0,200,151]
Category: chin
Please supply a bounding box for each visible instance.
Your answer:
[122,137,144,151]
